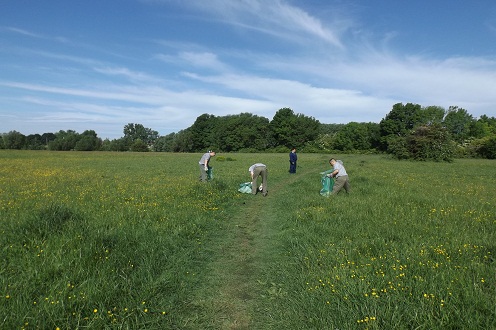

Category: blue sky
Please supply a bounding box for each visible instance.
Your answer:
[1,0,496,139]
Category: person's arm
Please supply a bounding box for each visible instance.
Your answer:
[329,165,339,177]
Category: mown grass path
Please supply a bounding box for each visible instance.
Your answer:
[196,166,310,329]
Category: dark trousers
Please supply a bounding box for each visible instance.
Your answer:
[289,162,296,173]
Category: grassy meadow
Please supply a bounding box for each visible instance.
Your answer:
[1,150,495,329]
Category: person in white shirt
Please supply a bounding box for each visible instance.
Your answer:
[248,163,268,196]
[198,150,215,182]
[328,158,350,195]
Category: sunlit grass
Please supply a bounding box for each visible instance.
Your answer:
[0,151,239,329]
[1,151,494,329]
[251,155,495,329]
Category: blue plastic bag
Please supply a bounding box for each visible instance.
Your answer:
[238,182,252,194]
[320,170,335,197]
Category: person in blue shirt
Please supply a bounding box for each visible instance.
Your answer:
[289,148,297,173]
[327,158,350,194]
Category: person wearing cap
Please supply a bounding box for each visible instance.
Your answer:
[199,150,215,182]
[249,163,268,196]
[327,158,350,194]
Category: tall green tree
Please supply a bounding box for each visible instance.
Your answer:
[332,122,380,151]
[25,134,45,150]
[41,133,57,147]
[443,106,475,143]
[320,123,345,135]
[379,103,423,151]
[171,129,195,152]
[48,130,80,151]
[478,115,496,135]
[269,108,320,149]
[101,138,129,151]
[421,106,445,125]
[214,113,269,152]
[123,123,159,146]
[154,133,178,152]
[378,103,448,154]
[74,130,102,151]
[188,114,218,152]
[407,123,455,162]
[474,135,496,159]
[130,139,149,152]
[306,124,345,152]
[2,131,26,149]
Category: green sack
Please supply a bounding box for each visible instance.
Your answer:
[238,182,252,194]
[319,170,335,197]
[207,167,213,180]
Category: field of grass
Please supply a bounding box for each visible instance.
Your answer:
[1,150,495,329]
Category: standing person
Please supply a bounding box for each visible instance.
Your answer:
[328,158,350,194]
[289,147,297,173]
[249,163,268,196]
[199,150,215,182]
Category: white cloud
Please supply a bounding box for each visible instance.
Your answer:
[93,67,163,83]
[2,0,496,140]
[171,0,346,47]
[179,52,228,70]
[4,26,40,38]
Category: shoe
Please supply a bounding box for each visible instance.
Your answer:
[263,192,267,197]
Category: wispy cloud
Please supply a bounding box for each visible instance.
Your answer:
[0,82,151,104]
[4,26,40,38]
[163,0,346,48]
[3,26,71,45]
[179,52,228,70]
[93,67,164,83]
[155,51,229,72]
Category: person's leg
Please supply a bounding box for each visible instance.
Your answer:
[331,176,345,195]
[199,164,207,182]
[343,176,351,193]
[261,168,268,195]
[252,168,261,194]
[289,163,296,173]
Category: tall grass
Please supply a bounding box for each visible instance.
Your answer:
[1,151,236,329]
[1,151,494,329]
[249,154,495,329]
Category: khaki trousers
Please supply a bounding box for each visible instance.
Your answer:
[252,166,268,194]
[331,175,350,194]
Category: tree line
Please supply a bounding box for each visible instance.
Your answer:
[2,105,496,160]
